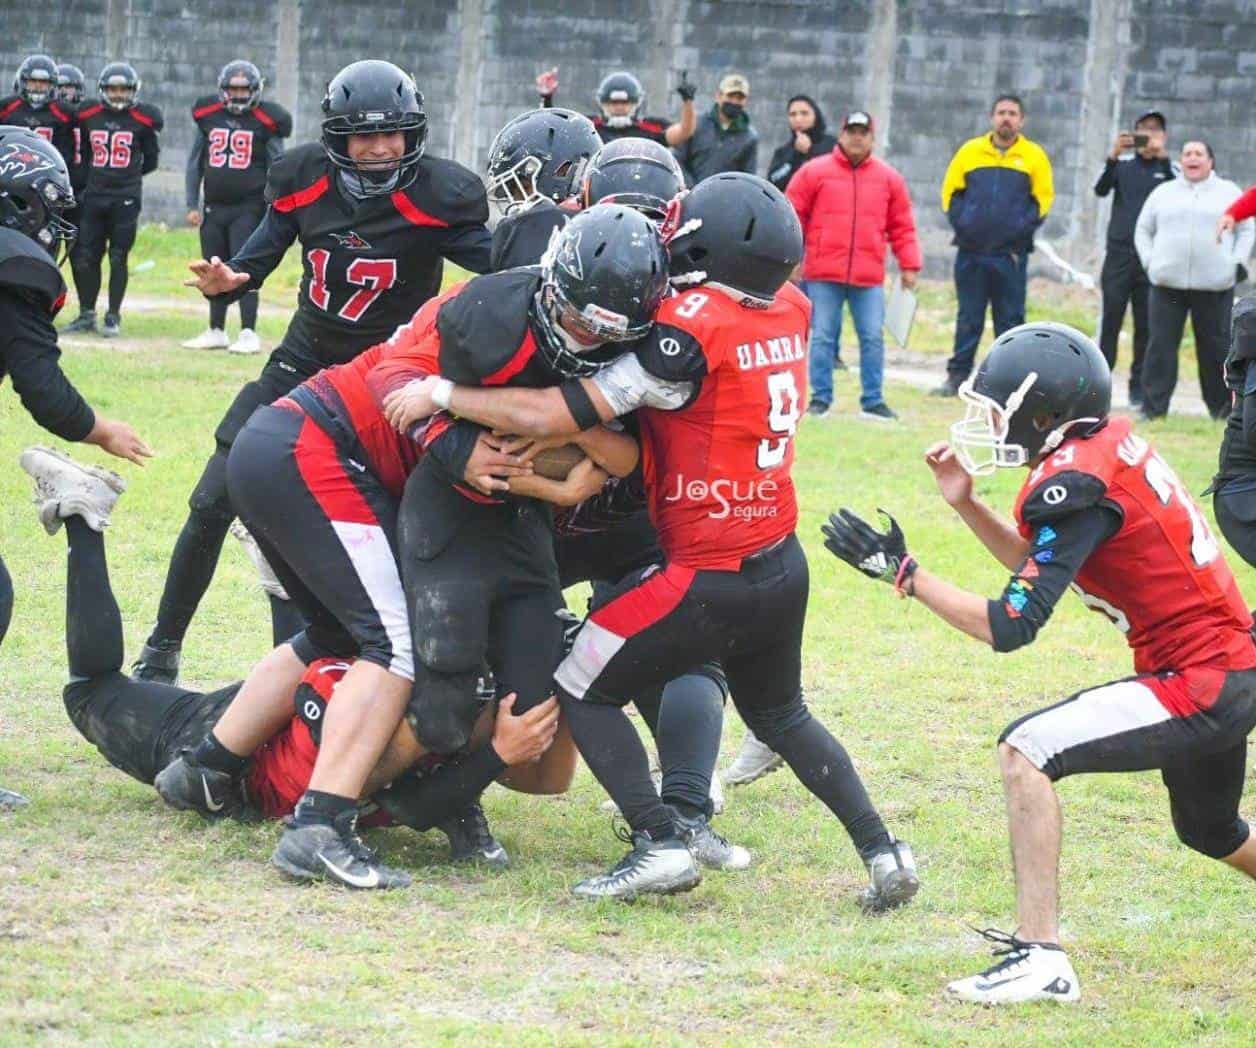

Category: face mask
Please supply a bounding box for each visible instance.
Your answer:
[720,101,744,120]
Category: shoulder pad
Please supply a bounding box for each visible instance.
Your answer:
[134,102,163,131]
[265,142,327,203]
[47,102,73,124]
[1020,469,1109,526]
[435,270,538,383]
[257,101,293,137]
[410,154,489,226]
[191,94,219,119]
[0,228,65,312]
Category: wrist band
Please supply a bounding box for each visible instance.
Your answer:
[432,378,454,410]
[893,555,918,598]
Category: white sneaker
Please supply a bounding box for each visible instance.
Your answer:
[946,930,1081,1005]
[229,520,290,600]
[229,328,261,354]
[19,446,125,534]
[722,731,784,787]
[181,328,229,350]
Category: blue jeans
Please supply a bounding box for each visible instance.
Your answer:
[946,248,1028,382]
[804,281,886,409]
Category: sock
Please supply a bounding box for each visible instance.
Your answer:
[192,730,248,775]
[657,672,724,818]
[209,297,227,330]
[239,291,259,331]
[293,789,356,828]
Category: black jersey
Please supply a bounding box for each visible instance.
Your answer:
[226,142,492,370]
[188,95,292,206]
[0,96,76,177]
[592,116,671,146]
[74,101,163,197]
[490,201,570,271]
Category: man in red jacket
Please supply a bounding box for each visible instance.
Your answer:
[787,110,921,420]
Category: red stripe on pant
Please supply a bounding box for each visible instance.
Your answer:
[291,415,380,525]
[592,562,696,639]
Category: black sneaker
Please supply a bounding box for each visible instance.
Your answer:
[102,312,121,338]
[272,809,412,889]
[0,787,29,811]
[930,379,961,398]
[806,399,831,417]
[62,311,96,334]
[132,640,181,685]
[437,801,509,867]
[860,402,898,422]
[572,825,701,901]
[153,749,242,819]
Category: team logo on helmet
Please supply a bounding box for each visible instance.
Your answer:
[329,231,372,250]
[548,227,584,280]
[0,142,55,180]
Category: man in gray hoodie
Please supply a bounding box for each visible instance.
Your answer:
[1135,140,1254,418]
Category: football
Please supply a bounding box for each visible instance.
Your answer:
[530,442,587,481]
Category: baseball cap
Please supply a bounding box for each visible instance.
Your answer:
[1135,109,1166,130]
[719,73,750,96]
[842,110,874,131]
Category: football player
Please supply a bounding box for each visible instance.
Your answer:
[822,322,1256,1004]
[384,174,919,906]
[0,55,77,177]
[55,64,85,106]
[183,60,292,354]
[1211,294,1256,569]
[18,445,569,868]
[134,59,492,685]
[63,62,162,338]
[53,64,88,233]
[0,128,151,807]
[537,68,696,147]
[581,137,685,220]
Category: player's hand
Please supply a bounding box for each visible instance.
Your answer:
[491,693,560,765]
[86,416,153,466]
[924,441,973,507]
[494,431,574,462]
[821,508,910,584]
[464,430,532,496]
[1217,213,1236,242]
[184,256,249,296]
[541,457,607,505]
[793,131,812,154]
[382,376,443,432]
[536,67,559,98]
[186,209,202,228]
[901,269,919,290]
[676,70,696,102]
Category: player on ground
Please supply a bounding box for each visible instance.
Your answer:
[822,322,1256,1004]
[135,59,492,684]
[1,55,77,177]
[0,129,151,807]
[537,69,696,147]
[63,62,162,338]
[183,60,292,354]
[384,174,920,905]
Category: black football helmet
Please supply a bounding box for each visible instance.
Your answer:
[15,55,58,109]
[218,60,263,114]
[596,72,644,128]
[486,108,600,215]
[662,172,802,308]
[951,322,1111,476]
[98,62,140,110]
[321,60,426,195]
[535,204,670,376]
[0,127,76,263]
[582,138,684,222]
[56,63,85,105]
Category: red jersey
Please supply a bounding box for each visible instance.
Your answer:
[630,283,811,569]
[1013,416,1254,675]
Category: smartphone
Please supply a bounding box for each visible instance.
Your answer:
[1132,132,1150,149]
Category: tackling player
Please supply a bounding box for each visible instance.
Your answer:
[63,62,163,338]
[536,69,696,147]
[822,322,1256,1004]
[384,174,919,905]
[135,59,492,684]
[183,60,292,354]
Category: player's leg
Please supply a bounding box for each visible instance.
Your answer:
[0,548,24,810]
[102,196,140,336]
[183,204,230,348]
[66,195,107,331]
[229,203,265,351]
[1163,740,1254,878]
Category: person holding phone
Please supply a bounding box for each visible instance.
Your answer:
[1094,110,1175,407]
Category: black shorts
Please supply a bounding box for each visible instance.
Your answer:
[555,508,663,590]
[556,532,805,718]
[73,193,140,262]
[200,199,266,268]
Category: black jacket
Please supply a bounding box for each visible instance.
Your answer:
[1094,153,1177,248]
[766,95,837,192]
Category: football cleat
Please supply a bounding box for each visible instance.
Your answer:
[0,787,29,811]
[181,328,229,350]
[859,838,920,913]
[946,928,1081,1005]
[437,801,509,868]
[272,810,412,889]
[153,750,241,819]
[62,311,96,334]
[229,520,290,601]
[132,640,181,685]
[20,445,125,535]
[722,731,784,787]
[572,827,700,901]
[229,328,261,355]
[675,811,751,871]
[102,312,121,338]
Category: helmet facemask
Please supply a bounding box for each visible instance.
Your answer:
[323,118,426,197]
[487,154,544,215]
[950,372,1038,476]
[21,74,53,108]
[222,78,260,114]
[102,82,136,110]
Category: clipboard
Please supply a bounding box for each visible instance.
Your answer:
[884,276,917,349]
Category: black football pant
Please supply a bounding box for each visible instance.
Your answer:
[556,534,893,859]
[148,352,310,654]
[1099,245,1151,399]
[1142,284,1233,418]
[0,549,11,651]
[58,515,238,783]
[1214,483,1256,572]
[70,193,140,314]
[200,199,265,331]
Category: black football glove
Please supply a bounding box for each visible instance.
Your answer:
[676,70,696,102]
[821,508,910,584]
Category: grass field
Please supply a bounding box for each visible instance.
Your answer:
[0,229,1251,1044]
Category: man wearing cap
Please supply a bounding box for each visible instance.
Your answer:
[935,94,1053,396]
[673,73,758,186]
[787,110,921,420]
[1094,110,1175,407]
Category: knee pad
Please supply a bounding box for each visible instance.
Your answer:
[1172,808,1250,860]
[406,661,484,754]
[188,451,234,523]
[739,690,809,747]
[410,577,489,674]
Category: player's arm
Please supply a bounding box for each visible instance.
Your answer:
[184,132,205,213]
[501,423,639,478]
[186,205,299,301]
[664,73,697,146]
[139,112,161,176]
[925,442,1029,570]
[507,458,610,507]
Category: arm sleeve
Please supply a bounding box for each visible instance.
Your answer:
[988,504,1121,653]
[439,222,494,275]
[0,289,96,441]
[1093,158,1118,197]
[185,133,205,209]
[1030,146,1054,220]
[221,205,300,301]
[590,331,702,416]
[372,745,507,831]
[1226,185,1256,223]
[140,126,160,176]
[422,416,486,485]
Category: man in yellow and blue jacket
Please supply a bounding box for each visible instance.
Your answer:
[935,94,1053,394]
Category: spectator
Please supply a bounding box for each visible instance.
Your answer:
[1135,141,1253,419]
[767,94,836,192]
[934,94,1053,396]
[673,73,758,186]
[787,110,921,421]
[1094,110,1176,406]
